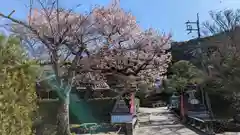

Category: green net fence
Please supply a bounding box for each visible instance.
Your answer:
[41,73,121,133]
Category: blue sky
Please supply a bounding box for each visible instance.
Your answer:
[0,0,240,41]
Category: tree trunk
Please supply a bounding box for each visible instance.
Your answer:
[50,48,71,135]
[34,121,44,135]
[56,98,71,135]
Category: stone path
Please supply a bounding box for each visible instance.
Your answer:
[134,107,199,135]
[217,132,240,135]
[77,107,240,135]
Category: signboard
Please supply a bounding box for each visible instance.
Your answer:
[111,99,132,123]
[111,114,132,123]
[190,99,199,104]
[112,99,130,113]
[155,78,162,93]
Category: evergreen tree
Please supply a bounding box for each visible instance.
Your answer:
[0,35,38,135]
[165,60,204,93]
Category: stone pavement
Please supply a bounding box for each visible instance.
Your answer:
[217,133,240,135]
[76,107,240,135]
[134,107,199,135]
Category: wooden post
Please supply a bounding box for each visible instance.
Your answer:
[180,90,184,118]
[180,90,187,123]
[125,123,133,135]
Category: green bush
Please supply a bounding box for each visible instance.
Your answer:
[0,35,38,135]
[165,60,204,93]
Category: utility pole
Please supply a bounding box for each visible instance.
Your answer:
[185,13,204,72]
[185,13,202,68]
[185,14,214,133]
[185,13,201,39]
[185,13,204,104]
[180,13,204,122]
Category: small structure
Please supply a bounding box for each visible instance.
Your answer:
[111,99,132,123]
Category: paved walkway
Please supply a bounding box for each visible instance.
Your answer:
[134,107,199,135]
[77,107,240,135]
[217,133,240,135]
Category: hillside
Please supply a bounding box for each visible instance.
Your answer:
[171,27,240,67]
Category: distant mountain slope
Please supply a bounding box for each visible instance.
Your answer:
[171,27,240,67]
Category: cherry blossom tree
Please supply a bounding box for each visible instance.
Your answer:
[88,5,171,92]
[0,0,171,134]
[0,1,94,133]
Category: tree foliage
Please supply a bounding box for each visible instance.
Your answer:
[22,1,171,85]
[201,9,240,110]
[165,60,204,93]
[0,35,38,135]
[202,9,240,35]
